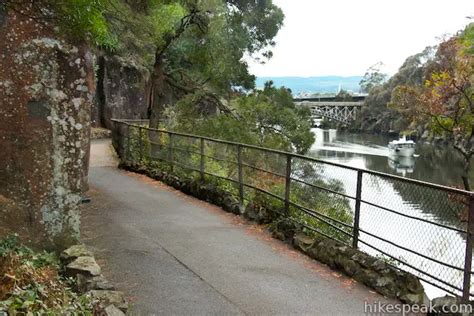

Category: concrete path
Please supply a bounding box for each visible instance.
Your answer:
[82,139,397,315]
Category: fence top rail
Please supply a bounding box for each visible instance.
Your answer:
[111,118,474,197]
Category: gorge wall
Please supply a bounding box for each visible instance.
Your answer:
[93,56,150,129]
[0,5,94,249]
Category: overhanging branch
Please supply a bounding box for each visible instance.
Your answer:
[164,75,238,119]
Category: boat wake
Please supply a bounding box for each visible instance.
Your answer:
[311,144,389,157]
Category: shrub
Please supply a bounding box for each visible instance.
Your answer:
[0,235,94,314]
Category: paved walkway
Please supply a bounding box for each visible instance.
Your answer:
[82,139,397,315]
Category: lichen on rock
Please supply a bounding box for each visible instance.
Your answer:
[0,5,94,249]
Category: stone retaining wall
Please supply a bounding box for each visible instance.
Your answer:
[61,244,128,315]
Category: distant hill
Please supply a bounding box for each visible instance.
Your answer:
[255,76,363,96]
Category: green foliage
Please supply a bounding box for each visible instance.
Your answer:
[166,82,315,154]
[1,284,93,315]
[8,0,285,100]
[334,89,354,101]
[0,234,24,257]
[166,17,254,91]
[359,24,474,140]
[461,23,474,55]
[123,121,353,245]
[224,0,284,51]
[100,0,283,86]
[161,0,283,92]
[149,2,187,47]
[354,46,436,134]
[4,0,118,49]
[359,62,387,93]
[51,0,118,49]
[390,29,474,188]
[0,235,56,268]
[375,253,402,267]
[0,236,93,314]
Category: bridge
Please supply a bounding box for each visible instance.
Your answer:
[294,99,364,125]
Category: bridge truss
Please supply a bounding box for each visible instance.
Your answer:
[294,101,363,125]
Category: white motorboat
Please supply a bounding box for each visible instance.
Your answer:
[388,136,415,157]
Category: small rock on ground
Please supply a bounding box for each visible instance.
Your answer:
[66,256,101,277]
[89,290,128,312]
[60,244,93,264]
[77,274,115,293]
[104,304,125,316]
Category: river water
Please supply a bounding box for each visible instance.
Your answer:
[308,128,472,299]
[310,128,474,187]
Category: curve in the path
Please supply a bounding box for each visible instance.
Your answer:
[81,139,398,315]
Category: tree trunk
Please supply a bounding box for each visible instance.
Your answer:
[148,54,176,157]
[148,54,179,126]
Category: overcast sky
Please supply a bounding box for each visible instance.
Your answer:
[248,0,473,77]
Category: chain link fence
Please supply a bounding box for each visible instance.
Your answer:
[111,119,474,300]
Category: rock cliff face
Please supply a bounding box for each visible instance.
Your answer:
[0,6,94,249]
[93,56,149,129]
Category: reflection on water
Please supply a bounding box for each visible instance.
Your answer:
[388,155,415,176]
[308,128,471,299]
[310,128,474,187]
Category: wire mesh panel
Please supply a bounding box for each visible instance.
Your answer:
[203,139,239,183]
[140,127,151,162]
[171,134,201,173]
[289,156,357,245]
[110,120,474,299]
[359,171,470,296]
[293,157,359,198]
[241,146,286,198]
[148,129,169,164]
[126,125,141,163]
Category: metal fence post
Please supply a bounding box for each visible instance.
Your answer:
[138,126,143,163]
[284,154,292,214]
[117,121,124,158]
[237,145,244,210]
[126,124,131,162]
[200,138,205,181]
[168,133,174,173]
[462,195,474,302]
[352,170,363,249]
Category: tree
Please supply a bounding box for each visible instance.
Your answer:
[462,22,474,54]
[1,0,118,49]
[168,82,315,154]
[138,0,284,127]
[359,62,387,93]
[391,25,474,190]
[13,0,283,126]
[334,89,353,101]
[353,46,436,134]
